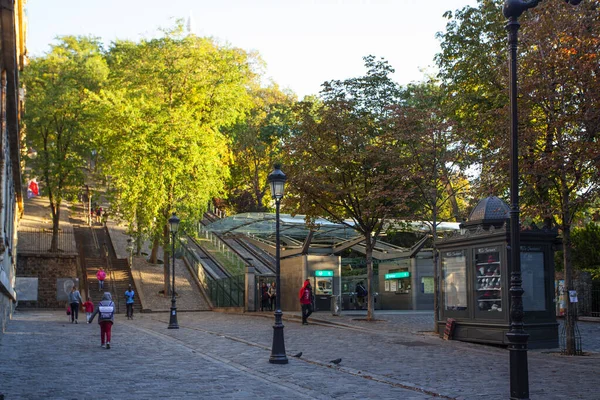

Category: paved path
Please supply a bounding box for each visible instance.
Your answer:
[1,310,599,399]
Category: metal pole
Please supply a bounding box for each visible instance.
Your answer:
[168,231,179,329]
[502,1,535,398]
[269,198,288,364]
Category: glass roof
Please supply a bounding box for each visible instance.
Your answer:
[204,213,461,245]
[204,213,359,243]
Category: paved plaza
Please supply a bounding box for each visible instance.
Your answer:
[0,310,599,399]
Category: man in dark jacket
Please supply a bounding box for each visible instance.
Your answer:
[88,292,115,349]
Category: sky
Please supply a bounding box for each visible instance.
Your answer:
[26,0,479,98]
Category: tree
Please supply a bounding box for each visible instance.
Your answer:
[96,24,255,293]
[517,2,600,354]
[23,36,108,251]
[225,85,296,213]
[285,56,412,321]
[389,81,471,331]
[435,0,508,198]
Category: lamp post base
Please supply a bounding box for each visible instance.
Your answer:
[269,310,288,364]
[168,299,179,329]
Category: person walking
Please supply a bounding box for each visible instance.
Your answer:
[96,267,106,292]
[82,297,94,322]
[268,282,276,311]
[299,279,313,325]
[355,281,367,310]
[68,286,83,324]
[260,282,269,312]
[88,292,115,349]
[124,284,135,320]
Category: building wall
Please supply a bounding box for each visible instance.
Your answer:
[0,0,27,339]
[16,255,78,309]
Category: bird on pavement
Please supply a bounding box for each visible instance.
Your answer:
[329,358,342,365]
[292,352,302,358]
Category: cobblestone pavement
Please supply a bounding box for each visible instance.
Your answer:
[1,311,599,399]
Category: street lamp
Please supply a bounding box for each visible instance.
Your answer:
[502,1,581,398]
[168,212,180,329]
[268,164,288,364]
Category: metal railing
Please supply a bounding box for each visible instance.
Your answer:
[182,242,210,288]
[17,227,77,254]
[207,275,245,308]
[197,226,246,275]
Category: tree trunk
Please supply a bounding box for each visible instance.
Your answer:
[563,222,577,355]
[50,201,60,252]
[163,222,171,296]
[365,235,375,321]
[432,220,439,334]
[149,237,159,263]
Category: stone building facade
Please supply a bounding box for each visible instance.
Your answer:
[0,0,26,337]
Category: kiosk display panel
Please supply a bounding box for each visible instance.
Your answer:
[441,250,467,311]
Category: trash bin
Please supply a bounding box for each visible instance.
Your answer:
[331,295,341,316]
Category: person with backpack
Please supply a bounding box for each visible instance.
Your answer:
[299,279,313,325]
[355,281,367,310]
[88,292,115,349]
[124,284,135,320]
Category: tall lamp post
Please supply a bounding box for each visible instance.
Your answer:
[268,164,288,364]
[502,1,581,398]
[168,212,180,329]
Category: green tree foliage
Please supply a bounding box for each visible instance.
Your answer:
[435,0,508,197]
[225,85,296,213]
[23,36,108,251]
[556,222,600,280]
[389,80,471,330]
[285,56,412,320]
[95,24,255,292]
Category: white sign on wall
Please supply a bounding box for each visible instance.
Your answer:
[16,277,38,301]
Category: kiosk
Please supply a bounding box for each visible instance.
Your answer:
[437,196,559,349]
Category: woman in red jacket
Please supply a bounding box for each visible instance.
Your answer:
[298,279,313,325]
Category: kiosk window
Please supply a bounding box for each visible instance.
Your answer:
[442,251,467,311]
[522,252,546,311]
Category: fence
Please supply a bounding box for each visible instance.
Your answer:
[569,282,600,318]
[17,227,77,255]
[207,275,245,308]
[196,227,246,275]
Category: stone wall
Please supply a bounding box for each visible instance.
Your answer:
[16,255,79,309]
[0,293,12,337]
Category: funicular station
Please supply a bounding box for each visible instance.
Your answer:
[197,211,460,313]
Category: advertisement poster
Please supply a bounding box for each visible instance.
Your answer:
[390,280,397,292]
[555,280,565,316]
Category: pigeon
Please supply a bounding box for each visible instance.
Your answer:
[292,352,303,358]
[329,358,342,365]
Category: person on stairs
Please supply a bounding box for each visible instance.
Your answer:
[96,267,106,291]
[68,286,83,324]
[88,292,115,349]
[125,284,135,320]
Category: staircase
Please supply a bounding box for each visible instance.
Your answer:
[75,225,142,314]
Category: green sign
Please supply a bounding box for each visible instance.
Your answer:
[315,270,334,277]
[385,271,410,280]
